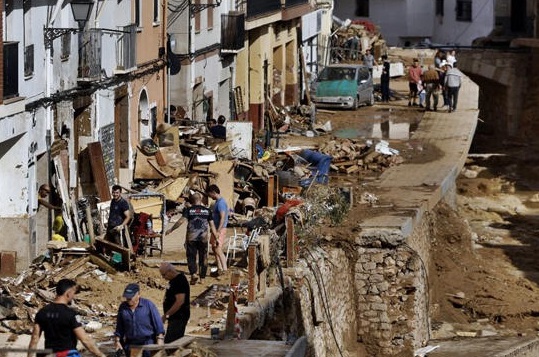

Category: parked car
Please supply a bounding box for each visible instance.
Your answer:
[310,64,374,109]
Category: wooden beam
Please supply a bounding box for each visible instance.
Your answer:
[286,216,295,267]
[247,244,257,303]
[51,257,90,283]
[87,142,112,201]
[267,175,275,207]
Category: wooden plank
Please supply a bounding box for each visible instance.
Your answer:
[89,253,117,275]
[155,149,167,166]
[87,142,112,202]
[94,238,131,271]
[155,177,190,201]
[148,158,171,178]
[248,244,257,303]
[299,45,311,105]
[333,160,358,167]
[208,160,235,210]
[345,165,360,174]
[131,336,196,356]
[160,145,186,174]
[51,257,90,283]
[286,216,295,267]
[134,147,165,180]
[267,175,275,207]
[53,156,76,242]
[0,251,17,276]
[85,204,95,245]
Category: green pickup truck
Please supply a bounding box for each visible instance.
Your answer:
[310,64,374,109]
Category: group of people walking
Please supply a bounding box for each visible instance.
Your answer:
[407,49,463,112]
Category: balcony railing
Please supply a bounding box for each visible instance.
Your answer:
[3,42,19,99]
[221,12,245,53]
[116,24,137,72]
[247,0,281,19]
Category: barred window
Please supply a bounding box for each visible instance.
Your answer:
[355,0,369,17]
[61,33,71,60]
[456,0,472,22]
[24,44,34,77]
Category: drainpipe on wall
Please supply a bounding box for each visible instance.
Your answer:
[163,0,168,124]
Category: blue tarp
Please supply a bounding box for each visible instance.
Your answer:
[299,149,332,185]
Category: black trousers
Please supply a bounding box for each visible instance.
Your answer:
[186,240,208,278]
[381,78,390,101]
[164,316,190,343]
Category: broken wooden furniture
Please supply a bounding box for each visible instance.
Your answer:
[94,237,132,271]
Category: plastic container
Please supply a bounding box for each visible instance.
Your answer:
[112,252,122,264]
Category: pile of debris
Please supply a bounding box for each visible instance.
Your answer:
[0,252,120,335]
[331,18,388,62]
[320,138,403,174]
[43,97,405,274]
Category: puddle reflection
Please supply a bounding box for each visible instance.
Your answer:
[334,120,419,140]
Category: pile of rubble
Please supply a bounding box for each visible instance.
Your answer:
[40,100,406,275]
[332,19,388,61]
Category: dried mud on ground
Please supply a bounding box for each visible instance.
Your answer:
[428,136,539,337]
[305,80,539,339]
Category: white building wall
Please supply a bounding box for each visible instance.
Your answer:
[433,0,494,46]
[332,0,494,46]
[0,133,28,216]
[169,1,236,121]
[405,0,434,37]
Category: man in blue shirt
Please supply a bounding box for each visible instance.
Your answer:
[207,184,229,276]
[114,284,165,357]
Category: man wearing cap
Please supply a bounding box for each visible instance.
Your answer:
[28,279,106,357]
[114,283,165,357]
[159,263,190,344]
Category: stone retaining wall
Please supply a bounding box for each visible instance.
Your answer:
[291,201,448,356]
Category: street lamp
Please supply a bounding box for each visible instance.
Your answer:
[43,0,94,49]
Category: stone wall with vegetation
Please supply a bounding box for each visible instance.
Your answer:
[291,207,437,356]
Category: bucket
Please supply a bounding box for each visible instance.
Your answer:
[211,327,220,340]
[112,252,122,264]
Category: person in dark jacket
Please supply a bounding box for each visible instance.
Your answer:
[209,115,226,139]
[380,55,391,102]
